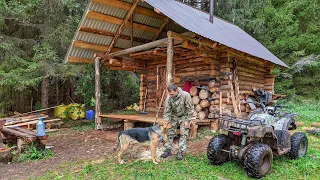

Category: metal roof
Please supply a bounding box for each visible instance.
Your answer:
[144,0,287,67]
[65,0,287,67]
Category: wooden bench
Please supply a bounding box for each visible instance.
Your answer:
[100,114,217,139]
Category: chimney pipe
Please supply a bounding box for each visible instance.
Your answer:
[209,0,214,23]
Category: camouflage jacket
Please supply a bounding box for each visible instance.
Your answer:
[163,88,194,123]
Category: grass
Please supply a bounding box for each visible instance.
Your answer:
[33,102,320,180]
[17,144,55,162]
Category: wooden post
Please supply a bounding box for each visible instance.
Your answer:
[166,36,174,85]
[94,57,102,130]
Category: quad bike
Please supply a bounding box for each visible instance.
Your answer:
[207,98,308,178]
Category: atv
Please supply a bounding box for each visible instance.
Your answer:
[207,101,308,178]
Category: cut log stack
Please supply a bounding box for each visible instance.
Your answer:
[190,86,218,120]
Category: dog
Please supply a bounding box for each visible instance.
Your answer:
[115,120,172,164]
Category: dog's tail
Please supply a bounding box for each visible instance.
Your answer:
[114,132,122,152]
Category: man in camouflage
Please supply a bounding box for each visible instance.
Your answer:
[161,83,194,160]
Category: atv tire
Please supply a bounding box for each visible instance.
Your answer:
[207,134,231,165]
[244,143,273,178]
[289,132,308,159]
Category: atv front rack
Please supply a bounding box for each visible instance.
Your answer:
[216,115,264,134]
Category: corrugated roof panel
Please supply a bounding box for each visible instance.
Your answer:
[90,1,127,19]
[69,47,101,59]
[82,18,120,33]
[144,0,287,67]
[122,27,155,40]
[76,31,113,45]
[115,38,144,49]
[133,13,163,28]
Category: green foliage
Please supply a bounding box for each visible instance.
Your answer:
[17,144,55,162]
[74,64,139,112]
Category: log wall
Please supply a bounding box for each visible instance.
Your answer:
[138,48,275,117]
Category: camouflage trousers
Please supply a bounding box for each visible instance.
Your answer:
[164,118,190,152]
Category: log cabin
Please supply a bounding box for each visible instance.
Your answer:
[65,0,288,136]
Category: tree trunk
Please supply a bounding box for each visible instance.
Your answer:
[41,77,49,109]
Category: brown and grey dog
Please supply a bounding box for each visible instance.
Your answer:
[115,120,171,164]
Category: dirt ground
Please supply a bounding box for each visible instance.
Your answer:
[0,127,212,180]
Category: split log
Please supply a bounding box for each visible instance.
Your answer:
[209,105,218,113]
[192,96,200,105]
[200,100,210,108]
[208,112,215,119]
[195,104,202,112]
[198,111,206,120]
[199,89,211,99]
[190,86,199,96]
[209,87,216,93]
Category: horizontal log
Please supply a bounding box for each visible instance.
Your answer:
[238,75,265,84]
[264,78,275,83]
[264,85,274,89]
[239,85,257,91]
[236,63,267,73]
[227,50,266,67]
[175,70,211,77]
[264,81,274,86]
[237,66,265,76]
[238,71,265,80]
[239,81,264,88]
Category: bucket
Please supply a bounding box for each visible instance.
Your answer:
[85,110,94,120]
[67,104,85,120]
[54,105,67,119]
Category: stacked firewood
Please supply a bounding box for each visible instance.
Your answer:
[190,85,218,120]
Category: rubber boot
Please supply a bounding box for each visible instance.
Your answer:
[160,149,172,158]
[177,151,183,160]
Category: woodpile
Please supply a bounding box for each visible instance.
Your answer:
[190,86,217,120]
[0,113,62,152]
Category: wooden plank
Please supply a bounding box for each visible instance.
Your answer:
[79,26,150,44]
[73,40,121,52]
[107,0,140,53]
[5,119,61,127]
[92,0,165,20]
[99,114,163,123]
[87,11,159,33]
